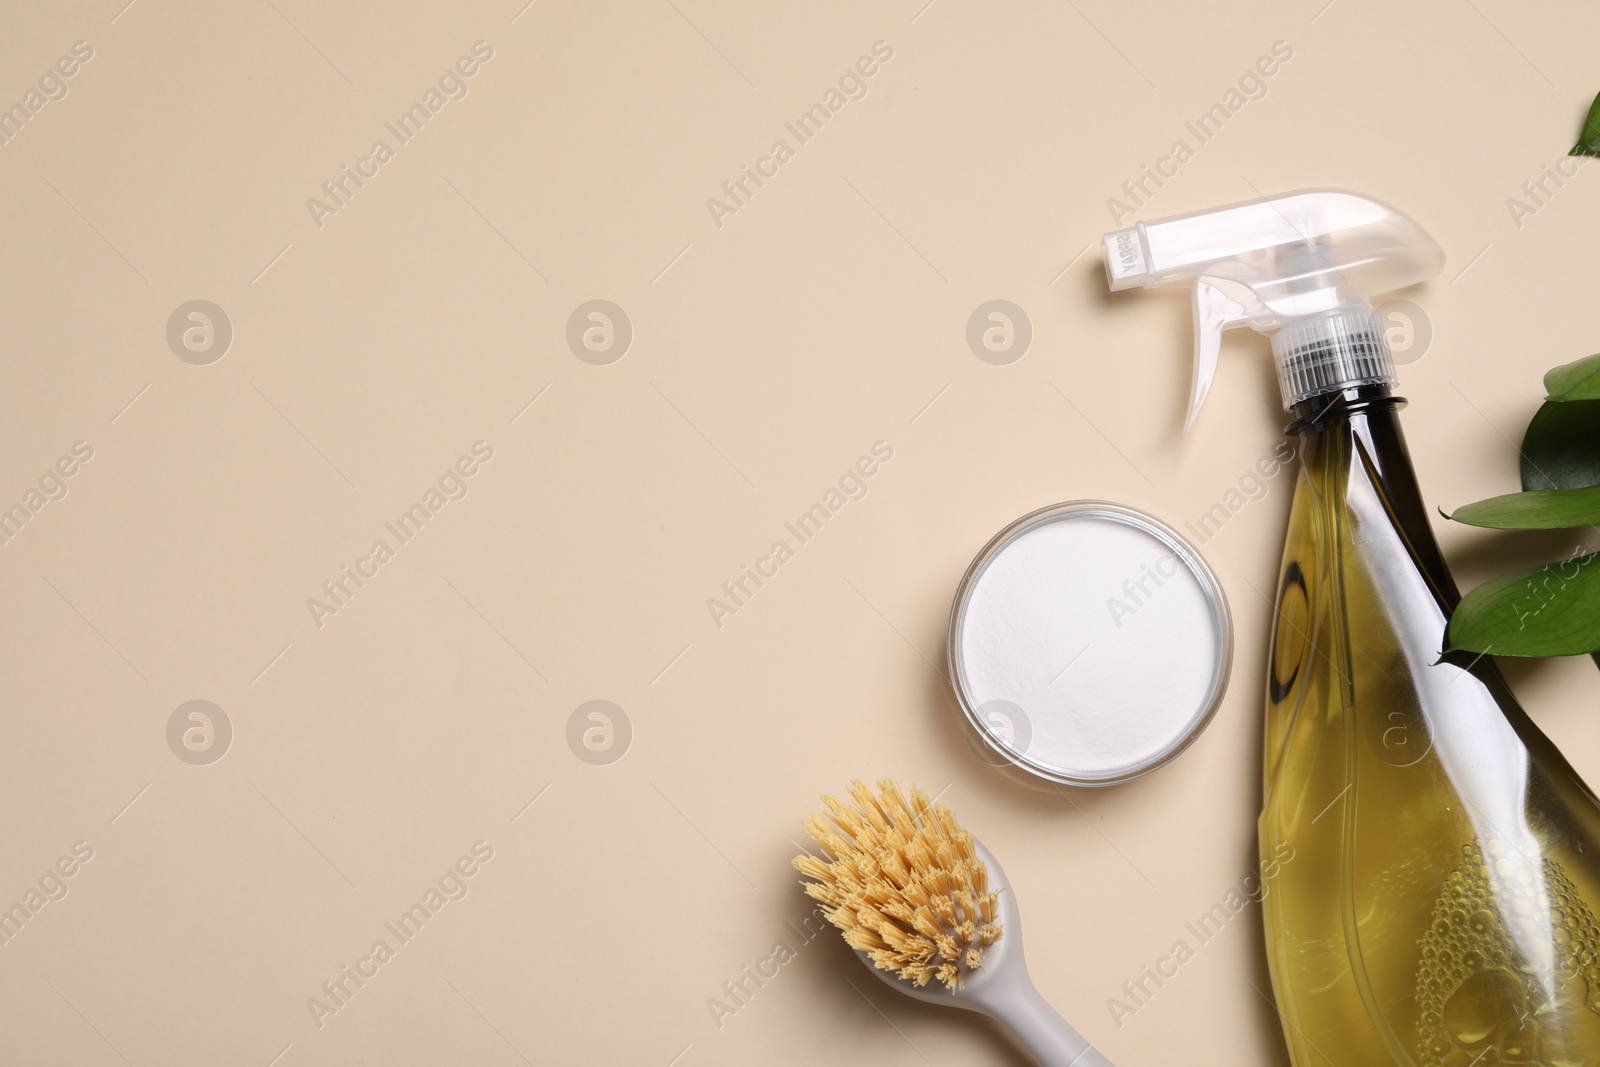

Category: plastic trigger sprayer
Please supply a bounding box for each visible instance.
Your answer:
[1104,189,1600,1066]
[1103,188,1444,432]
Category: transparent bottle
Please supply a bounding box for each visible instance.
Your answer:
[1104,190,1600,1065]
[1262,385,1600,1066]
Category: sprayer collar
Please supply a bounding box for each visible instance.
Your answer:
[1271,309,1394,410]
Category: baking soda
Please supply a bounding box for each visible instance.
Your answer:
[957,514,1219,780]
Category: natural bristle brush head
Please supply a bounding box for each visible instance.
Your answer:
[792,779,1002,992]
[792,779,1117,1067]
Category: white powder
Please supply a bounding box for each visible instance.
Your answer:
[956,513,1220,781]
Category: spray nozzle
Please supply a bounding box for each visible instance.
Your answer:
[1103,189,1445,432]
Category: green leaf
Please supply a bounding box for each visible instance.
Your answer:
[1573,92,1600,157]
[1521,399,1600,490]
[1543,352,1600,401]
[1448,553,1600,657]
[1449,484,1600,529]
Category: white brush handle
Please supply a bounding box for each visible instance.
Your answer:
[988,979,1115,1067]
[850,836,1115,1067]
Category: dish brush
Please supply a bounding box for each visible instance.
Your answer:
[794,779,1114,1067]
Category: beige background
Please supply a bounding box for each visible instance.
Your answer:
[1,0,1598,1064]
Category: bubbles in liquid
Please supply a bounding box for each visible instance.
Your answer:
[1416,842,1600,1066]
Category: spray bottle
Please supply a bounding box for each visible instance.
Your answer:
[1105,189,1600,1064]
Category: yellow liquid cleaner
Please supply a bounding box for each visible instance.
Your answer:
[1262,388,1600,1066]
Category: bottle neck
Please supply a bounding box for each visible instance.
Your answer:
[1286,383,1403,436]
[1282,381,1551,728]
[1286,385,1462,613]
